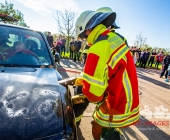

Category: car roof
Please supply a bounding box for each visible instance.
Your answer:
[0,22,41,33]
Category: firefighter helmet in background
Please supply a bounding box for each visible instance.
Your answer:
[96,7,120,29]
[75,10,116,38]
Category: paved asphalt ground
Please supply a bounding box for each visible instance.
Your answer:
[58,59,170,140]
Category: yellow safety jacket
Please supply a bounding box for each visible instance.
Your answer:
[82,24,139,128]
[111,29,129,47]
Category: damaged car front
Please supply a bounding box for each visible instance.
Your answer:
[0,23,77,140]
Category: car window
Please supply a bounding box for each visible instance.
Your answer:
[0,26,52,67]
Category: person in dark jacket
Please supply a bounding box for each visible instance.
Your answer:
[74,37,82,62]
[140,49,150,68]
[51,42,56,56]
[61,36,66,56]
[165,64,170,82]
[69,37,76,59]
[136,48,141,64]
[160,53,170,78]
[46,32,53,47]
[147,49,157,67]
[130,46,135,56]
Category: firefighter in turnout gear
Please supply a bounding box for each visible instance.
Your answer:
[75,9,139,140]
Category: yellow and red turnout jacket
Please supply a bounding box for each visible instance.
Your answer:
[82,24,139,128]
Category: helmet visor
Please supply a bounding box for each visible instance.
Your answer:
[85,12,116,30]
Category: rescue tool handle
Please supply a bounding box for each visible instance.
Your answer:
[58,77,77,86]
[72,94,87,104]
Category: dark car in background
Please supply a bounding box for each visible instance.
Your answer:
[0,23,77,140]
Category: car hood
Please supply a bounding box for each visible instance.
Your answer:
[0,68,67,139]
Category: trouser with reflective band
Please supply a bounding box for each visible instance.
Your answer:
[73,86,89,126]
[92,120,120,140]
[73,99,89,126]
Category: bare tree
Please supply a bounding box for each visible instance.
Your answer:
[54,10,77,51]
[134,33,147,48]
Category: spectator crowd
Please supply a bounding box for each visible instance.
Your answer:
[46,32,85,65]
[130,46,170,82]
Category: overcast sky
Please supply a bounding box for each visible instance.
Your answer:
[0,0,170,48]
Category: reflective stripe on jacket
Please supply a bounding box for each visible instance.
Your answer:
[82,24,139,128]
[111,30,129,48]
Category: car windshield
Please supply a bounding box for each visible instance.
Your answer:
[0,26,52,67]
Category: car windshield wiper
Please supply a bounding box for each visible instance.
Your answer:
[0,66,37,72]
[0,62,53,68]
[0,64,21,67]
